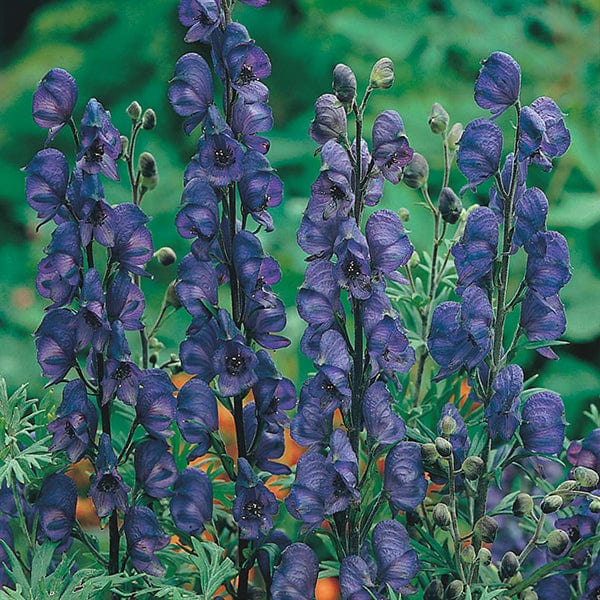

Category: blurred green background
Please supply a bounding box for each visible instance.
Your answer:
[0,0,598,438]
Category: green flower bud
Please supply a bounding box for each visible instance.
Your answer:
[402,152,429,189]
[369,57,394,90]
[139,151,159,192]
[556,480,578,492]
[520,589,538,600]
[332,63,357,106]
[440,415,457,436]
[477,547,492,566]
[546,529,569,555]
[589,499,600,513]
[421,442,440,465]
[165,281,181,309]
[424,579,444,600]
[408,250,420,269]
[433,503,452,529]
[574,466,600,488]
[398,207,410,222]
[142,108,157,130]
[119,135,129,158]
[435,436,453,458]
[154,247,177,266]
[439,187,463,225]
[429,102,449,134]
[499,551,519,580]
[148,337,165,351]
[462,456,484,481]
[126,100,142,121]
[447,122,463,151]
[541,495,563,514]
[445,580,464,600]
[474,516,498,543]
[512,493,534,517]
[461,544,476,564]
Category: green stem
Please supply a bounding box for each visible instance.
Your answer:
[448,453,467,582]
[518,513,545,562]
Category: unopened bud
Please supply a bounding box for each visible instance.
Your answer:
[541,495,563,514]
[447,122,463,151]
[573,466,600,488]
[424,579,444,600]
[462,456,484,481]
[547,529,569,555]
[439,187,463,225]
[433,503,451,529]
[126,100,142,121]
[445,580,464,600]
[165,281,181,309]
[435,436,453,458]
[512,493,534,517]
[332,63,357,106]
[421,443,440,465]
[474,516,498,543]
[478,547,492,566]
[369,58,394,90]
[119,135,129,158]
[148,337,164,351]
[461,545,476,564]
[429,102,449,134]
[408,250,420,269]
[589,499,600,513]
[520,589,538,600]
[142,108,156,130]
[403,152,429,189]
[440,415,457,436]
[499,551,519,580]
[556,479,578,492]
[398,207,410,222]
[139,151,159,191]
[154,247,177,266]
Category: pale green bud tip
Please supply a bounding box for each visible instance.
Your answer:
[589,499,600,513]
[512,492,534,517]
[433,503,451,529]
[440,415,457,436]
[474,516,498,543]
[429,102,449,134]
[447,122,464,151]
[403,152,429,189]
[332,63,357,105]
[573,466,600,488]
[398,207,410,222]
[462,456,484,481]
[547,529,569,555]
[126,100,142,120]
[421,442,440,464]
[424,579,444,600]
[556,479,578,492]
[499,551,519,580]
[120,135,129,156]
[521,589,538,600]
[154,247,177,266]
[369,57,394,90]
[139,152,157,177]
[445,580,464,600]
[541,494,563,514]
[461,545,476,564]
[165,281,182,309]
[142,108,157,130]
[408,250,420,269]
[477,548,492,566]
[435,436,453,458]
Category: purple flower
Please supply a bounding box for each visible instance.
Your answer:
[77,98,121,180]
[176,377,218,458]
[311,330,352,402]
[363,382,406,446]
[474,52,521,117]
[518,105,546,161]
[271,543,318,600]
[170,468,213,535]
[333,219,372,300]
[489,152,528,220]
[372,110,414,184]
[233,458,278,539]
[232,98,272,153]
[111,203,154,277]
[32,68,78,143]
[383,441,427,513]
[529,97,571,170]
[89,433,130,518]
[582,551,600,600]
[134,439,178,498]
[213,338,258,397]
[457,118,503,191]
[309,94,347,147]
[106,269,145,331]
[179,314,221,380]
[169,52,214,134]
[48,379,98,462]
[124,506,170,576]
[339,555,377,600]
[519,291,566,359]
[24,148,69,224]
[536,575,572,600]
[136,369,177,438]
[244,297,290,350]
[75,268,111,352]
[178,0,220,43]
[486,365,523,442]
[176,253,219,316]
[244,403,289,475]
[35,309,78,384]
[227,38,271,103]
[72,173,116,247]
[366,315,415,378]
[512,187,548,252]
[291,382,337,448]
[567,429,600,473]
[520,390,565,454]
[36,473,77,544]
[197,131,244,187]
[451,206,498,293]
[525,231,571,297]
[328,429,360,501]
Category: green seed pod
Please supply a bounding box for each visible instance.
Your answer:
[445,580,464,600]
[447,122,463,151]
[512,493,534,517]
[154,247,177,266]
[499,551,519,580]
[440,415,457,436]
[474,516,499,543]
[424,579,445,600]
[126,100,142,120]
[433,503,452,530]
[429,102,449,134]
[332,63,357,106]
[165,281,181,309]
[574,466,600,488]
[139,151,159,191]
[546,529,570,555]
[402,152,429,189]
[461,544,476,564]
[398,207,410,222]
[462,456,485,481]
[589,499,600,513]
[421,443,440,465]
[541,495,563,514]
[556,480,578,492]
[142,108,157,130]
[435,436,453,458]
[119,135,129,158]
[477,547,492,566]
[369,57,394,90]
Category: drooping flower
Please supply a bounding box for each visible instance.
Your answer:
[525,231,571,298]
[178,0,221,43]
[383,441,427,513]
[310,330,352,402]
[474,52,521,117]
[243,403,289,475]
[309,94,347,147]
[291,381,337,448]
[366,314,414,378]
[232,98,272,153]
[124,506,170,576]
[179,314,221,380]
[36,473,77,545]
[511,187,548,252]
[176,253,219,317]
[529,96,571,171]
[339,555,378,600]
[134,439,178,499]
[520,390,566,454]
[35,309,78,385]
[372,110,414,184]
[135,369,177,438]
[111,203,154,277]
[363,381,406,447]
[106,269,145,331]
[567,429,600,474]
[486,365,523,442]
[170,468,213,536]
[75,268,111,352]
[517,105,546,161]
[271,543,318,600]
[333,219,372,300]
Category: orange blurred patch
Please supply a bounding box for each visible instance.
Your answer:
[75,496,100,527]
[11,287,34,310]
[316,577,341,600]
[171,372,194,389]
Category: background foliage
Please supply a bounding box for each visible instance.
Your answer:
[0,0,598,438]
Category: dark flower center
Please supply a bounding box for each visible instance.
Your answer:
[259,194,271,211]
[238,64,256,85]
[567,526,580,542]
[344,258,362,281]
[195,11,214,26]
[84,310,102,329]
[98,474,119,493]
[242,500,263,519]
[64,420,76,439]
[332,473,347,498]
[114,362,131,380]
[385,152,400,168]
[330,184,346,202]
[85,140,105,163]
[225,351,246,375]
[86,203,107,227]
[214,147,234,168]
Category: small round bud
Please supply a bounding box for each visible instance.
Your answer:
[119,135,129,157]
[520,589,538,600]
[573,466,600,488]
[440,415,457,436]
[556,479,578,492]
[445,580,464,600]
[421,443,440,465]
[408,250,420,269]
[477,547,492,566]
[435,436,453,458]
[433,503,451,530]
[154,247,177,266]
[165,281,182,309]
[429,102,449,134]
[474,516,499,543]
[499,551,519,580]
[541,495,563,514]
[589,499,600,513]
[369,57,394,90]
[139,151,159,192]
[148,337,165,351]
[126,101,142,121]
[512,493,534,518]
[398,207,410,222]
[546,529,569,555]
[461,544,476,564]
[439,187,463,225]
[142,108,157,130]
[462,456,485,481]
[332,63,357,105]
[424,579,444,600]
[447,122,463,151]
[402,152,429,189]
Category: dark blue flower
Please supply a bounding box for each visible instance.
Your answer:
[170,468,213,536]
[518,105,546,161]
[310,330,352,402]
[244,402,289,475]
[567,429,600,474]
[111,203,154,277]
[134,439,178,498]
[36,473,77,544]
[328,429,360,502]
[519,291,566,360]
[197,130,244,187]
[520,390,565,454]
[309,94,347,147]
[366,315,414,378]
[48,379,98,462]
[75,268,111,352]
[244,297,290,349]
[232,98,272,153]
[271,543,318,600]
[124,505,170,576]
[383,441,427,513]
[106,269,145,331]
[77,174,116,248]
[474,52,521,117]
[582,547,600,600]
[511,187,548,253]
[32,68,78,143]
[525,231,571,298]
[339,555,378,600]
[291,381,337,448]
[536,575,572,600]
[135,369,177,438]
[35,309,78,385]
[529,96,571,170]
[489,152,528,221]
[363,382,406,447]
[486,365,523,442]
[333,219,372,300]
[179,314,221,380]
[438,403,471,467]
[176,253,219,317]
[178,0,220,43]
[372,110,414,184]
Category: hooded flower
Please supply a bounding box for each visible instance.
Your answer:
[519,291,566,360]
[291,381,337,448]
[176,252,219,316]
[474,52,521,117]
[135,369,177,438]
[106,269,145,331]
[372,110,414,184]
[366,314,415,378]
[517,105,546,161]
[567,429,600,474]
[525,231,571,298]
[520,390,565,454]
[333,219,372,300]
[511,187,548,252]
[232,98,273,153]
[35,309,78,385]
[363,382,406,447]
[124,506,170,576]
[309,94,347,147]
[243,403,289,475]
[197,130,244,187]
[213,338,259,397]
[76,176,116,248]
[36,473,77,545]
[170,468,213,536]
[383,441,427,513]
[486,365,523,442]
[75,268,111,352]
[271,543,319,600]
[178,0,220,43]
[134,439,178,498]
[111,203,154,277]
[339,555,378,600]
[529,96,571,170]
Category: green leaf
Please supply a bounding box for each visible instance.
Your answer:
[187,538,237,598]
[30,542,59,590]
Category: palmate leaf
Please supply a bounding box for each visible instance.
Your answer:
[186,538,237,599]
